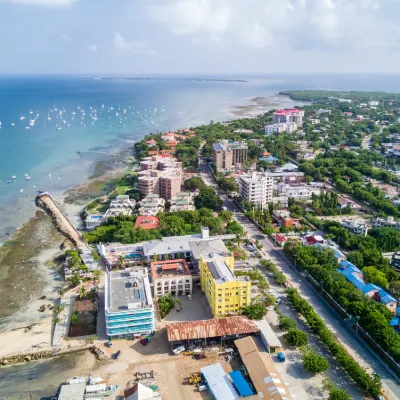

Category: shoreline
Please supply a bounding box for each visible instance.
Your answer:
[0,92,297,358]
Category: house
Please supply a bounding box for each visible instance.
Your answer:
[169,192,195,212]
[341,220,368,236]
[145,139,157,148]
[134,216,160,230]
[273,234,287,247]
[303,235,324,246]
[337,196,360,209]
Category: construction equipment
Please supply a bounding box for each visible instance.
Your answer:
[183,351,194,356]
[188,372,202,385]
[193,353,206,360]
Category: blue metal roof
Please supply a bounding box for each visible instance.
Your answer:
[378,289,397,304]
[390,317,400,327]
[362,283,380,294]
[213,142,225,152]
[338,267,366,291]
[339,260,362,273]
[201,363,239,400]
[229,371,254,397]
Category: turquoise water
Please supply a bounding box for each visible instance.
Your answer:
[1,74,400,242]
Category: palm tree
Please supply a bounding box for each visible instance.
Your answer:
[118,255,126,268]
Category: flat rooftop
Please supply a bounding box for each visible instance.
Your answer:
[201,253,238,284]
[151,259,191,279]
[106,268,153,314]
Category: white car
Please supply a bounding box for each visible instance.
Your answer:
[173,345,185,355]
[276,298,282,305]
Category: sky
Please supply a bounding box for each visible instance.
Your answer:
[1,0,400,75]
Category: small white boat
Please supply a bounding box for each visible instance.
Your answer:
[11,175,16,180]
[11,122,15,126]
[20,189,24,192]
[20,114,26,121]
[47,113,51,120]
[48,174,51,178]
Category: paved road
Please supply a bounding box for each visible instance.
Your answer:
[199,156,400,399]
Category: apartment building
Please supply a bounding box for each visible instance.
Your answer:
[151,259,193,298]
[276,183,321,200]
[213,140,248,170]
[200,252,251,318]
[138,155,183,199]
[104,268,154,338]
[138,194,165,216]
[342,220,369,236]
[272,108,304,126]
[264,122,297,136]
[238,171,273,209]
[170,192,195,212]
[372,216,400,231]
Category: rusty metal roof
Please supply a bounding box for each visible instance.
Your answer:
[166,317,259,342]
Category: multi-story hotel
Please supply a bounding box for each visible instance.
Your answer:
[212,140,248,170]
[200,252,251,317]
[238,171,273,210]
[272,108,304,126]
[138,155,182,199]
[104,268,154,338]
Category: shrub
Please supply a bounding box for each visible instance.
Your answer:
[302,351,329,374]
[279,315,296,331]
[284,328,308,347]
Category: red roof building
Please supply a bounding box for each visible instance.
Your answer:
[135,216,160,230]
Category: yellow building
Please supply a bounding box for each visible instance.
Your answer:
[200,252,251,317]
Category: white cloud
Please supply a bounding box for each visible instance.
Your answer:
[10,0,77,5]
[88,44,98,53]
[114,33,155,55]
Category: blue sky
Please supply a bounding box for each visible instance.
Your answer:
[1,0,400,75]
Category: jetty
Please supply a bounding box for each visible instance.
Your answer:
[35,192,85,247]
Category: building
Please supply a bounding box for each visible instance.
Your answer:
[200,252,251,317]
[238,171,273,209]
[264,122,297,136]
[271,196,289,208]
[138,194,165,216]
[151,259,193,298]
[337,196,360,209]
[134,216,160,230]
[213,140,248,170]
[233,129,253,134]
[201,363,239,400]
[272,108,304,126]
[276,183,321,200]
[104,196,134,219]
[85,214,104,230]
[235,336,292,400]
[166,316,259,346]
[58,382,86,400]
[104,268,154,338]
[309,118,320,125]
[170,192,195,212]
[255,319,283,354]
[342,220,369,236]
[316,109,331,115]
[372,216,400,231]
[138,155,183,199]
[98,243,144,268]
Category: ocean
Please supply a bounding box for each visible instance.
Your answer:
[1,73,400,398]
[1,74,400,241]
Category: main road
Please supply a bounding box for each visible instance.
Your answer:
[198,155,400,399]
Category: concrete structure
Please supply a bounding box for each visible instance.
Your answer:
[85,214,104,230]
[372,216,400,231]
[235,336,292,400]
[213,140,248,170]
[272,108,304,126]
[169,192,195,212]
[238,171,273,209]
[201,363,239,400]
[138,194,165,216]
[264,122,297,135]
[342,220,369,236]
[138,155,183,199]
[255,319,283,354]
[337,196,360,209]
[271,196,289,208]
[105,268,154,338]
[98,243,144,268]
[58,382,86,400]
[200,252,251,317]
[151,259,193,297]
[276,183,321,200]
[104,197,133,219]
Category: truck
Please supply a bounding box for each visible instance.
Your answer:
[278,351,285,362]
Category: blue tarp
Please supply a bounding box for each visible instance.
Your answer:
[229,371,254,397]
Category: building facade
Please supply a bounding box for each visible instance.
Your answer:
[264,122,297,135]
[105,268,154,338]
[200,252,251,317]
[238,171,273,209]
[272,108,304,125]
[151,259,193,298]
[138,194,165,216]
[213,140,248,170]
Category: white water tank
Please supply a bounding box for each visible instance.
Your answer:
[201,227,209,239]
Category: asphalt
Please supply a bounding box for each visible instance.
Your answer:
[199,156,400,400]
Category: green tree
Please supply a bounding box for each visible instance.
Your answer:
[279,315,296,331]
[242,300,267,320]
[158,294,175,319]
[347,251,364,267]
[389,281,400,297]
[159,214,186,236]
[302,351,329,374]
[194,187,223,210]
[70,311,79,326]
[79,286,87,300]
[219,210,233,222]
[182,176,206,191]
[284,328,308,347]
[362,266,388,289]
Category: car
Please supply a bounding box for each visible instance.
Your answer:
[112,350,121,360]
[276,298,282,305]
[267,289,276,296]
[198,384,208,392]
[104,341,113,347]
[267,272,274,277]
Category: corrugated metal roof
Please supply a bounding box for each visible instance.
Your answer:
[166,317,259,342]
[255,320,282,348]
[201,363,239,400]
[229,371,254,397]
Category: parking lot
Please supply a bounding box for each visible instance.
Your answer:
[164,286,212,323]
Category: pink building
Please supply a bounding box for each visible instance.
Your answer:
[272,108,304,126]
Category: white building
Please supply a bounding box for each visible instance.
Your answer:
[238,171,273,209]
[309,118,320,125]
[264,122,297,136]
[139,194,165,216]
[85,214,104,230]
[271,196,289,208]
[316,109,331,115]
[369,101,380,107]
[372,217,400,231]
[342,220,369,236]
[276,184,321,200]
[169,192,195,212]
